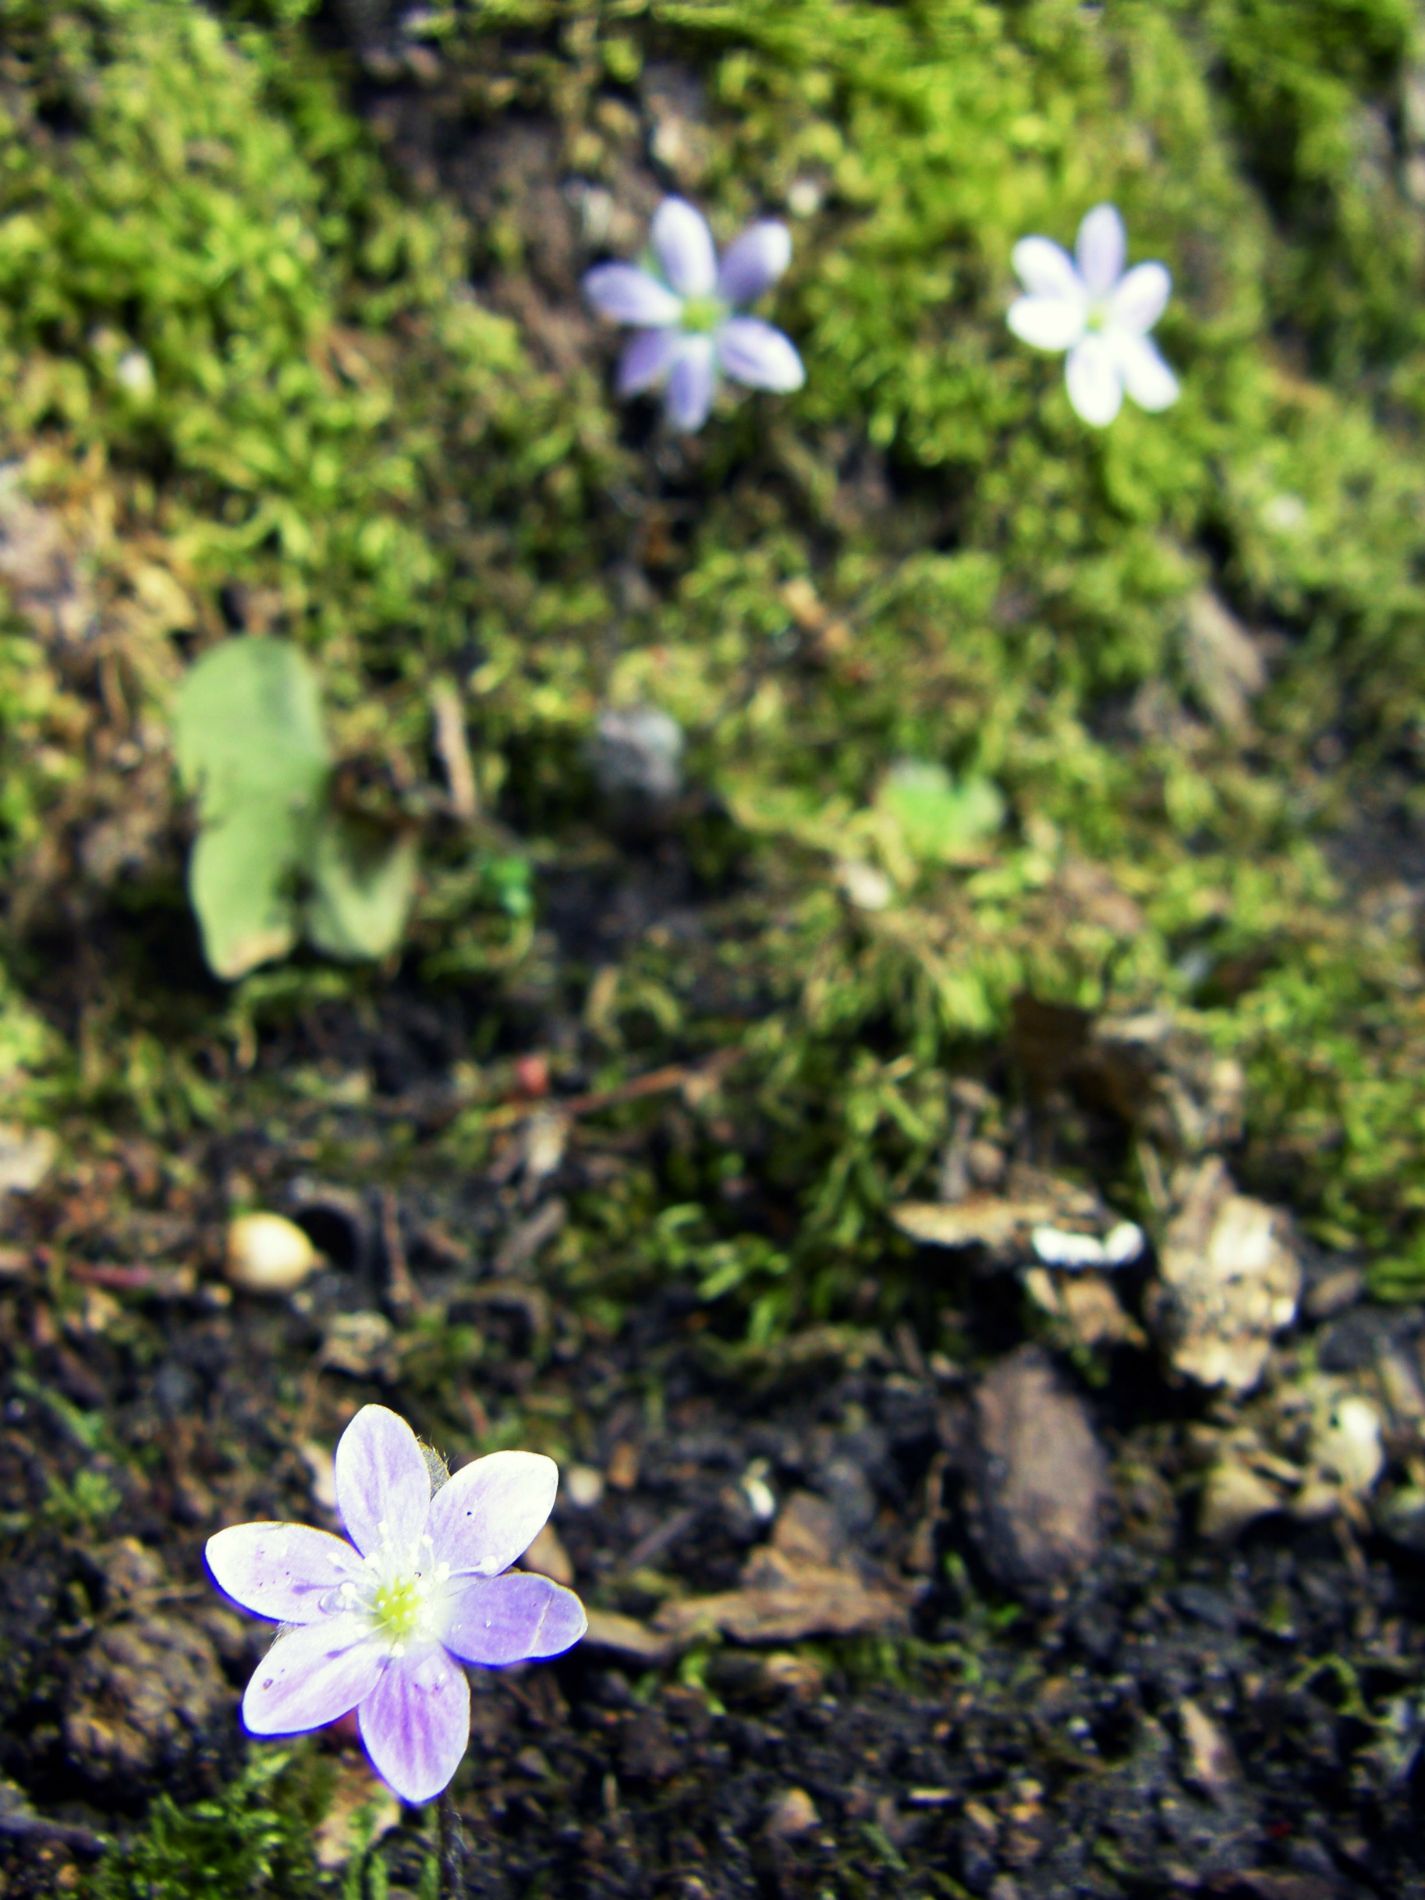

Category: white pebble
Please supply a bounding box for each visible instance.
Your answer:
[225,1213,320,1294]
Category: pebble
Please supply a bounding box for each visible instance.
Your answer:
[589,705,685,808]
[765,1787,819,1839]
[565,1463,605,1509]
[969,1347,1109,1598]
[224,1212,319,1294]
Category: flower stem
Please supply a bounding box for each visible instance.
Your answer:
[436,1787,467,1898]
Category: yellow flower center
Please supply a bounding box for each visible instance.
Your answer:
[681,294,728,335]
[372,1575,425,1643]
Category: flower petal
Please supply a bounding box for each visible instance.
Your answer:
[440,1572,588,1667]
[617,327,679,395]
[651,198,717,299]
[582,263,682,327]
[206,1522,361,1624]
[1076,204,1125,297]
[359,1648,471,1804]
[1011,235,1081,303]
[665,335,717,431]
[716,220,792,305]
[1110,261,1170,335]
[716,316,805,392]
[427,1449,558,1577]
[241,1613,385,1736]
[1112,331,1180,412]
[1007,294,1085,353]
[1064,334,1123,426]
[334,1405,431,1560]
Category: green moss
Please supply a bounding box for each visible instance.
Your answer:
[0,0,1423,1320]
[81,1749,333,1900]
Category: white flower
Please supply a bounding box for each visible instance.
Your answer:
[583,198,805,433]
[1008,204,1179,427]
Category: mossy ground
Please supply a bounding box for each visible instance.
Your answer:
[1,1,1424,1894]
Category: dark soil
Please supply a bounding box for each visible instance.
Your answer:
[2,975,1424,1899]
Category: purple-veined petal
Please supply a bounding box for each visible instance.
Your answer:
[617,327,679,396]
[334,1405,431,1560]
[359,1648,471,1804]
[440,1572,588,1667]
[1109,261,1170,335]
[582,263,682,327]
[427,1449,558,1577]
[1112,331,1180,412]
[651,198,717,299]
[1076,204,1125,297]
[241,1613,385,1736]
[716,317,805,392]
[1011,235,1082,303]
[206,1522,361,1624]
[664,335,717,431]
[1007,294,1085,353]
[1064,334,1123,426]
[716,221,791,305]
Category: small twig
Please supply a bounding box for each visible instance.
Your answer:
[65,1261,197,1297]
[436,1786,467,1898]
[380,1189,422,1316]
[482,1046,745,1132]
[0,1809,107,1857]
[430,678,478,822]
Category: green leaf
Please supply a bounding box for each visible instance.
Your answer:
[875,761,1006,865]
[175,639,331,978]
[188,797,307,979]
[173,637,330,821]
[306,814,418,962]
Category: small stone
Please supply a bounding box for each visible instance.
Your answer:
[565,1464,604,1509]
[969,1347,1109,1598]
[1312,1395,1384,1495]
[224,1212,320,1294]
[765,1787,819,1839]
[589,706,685,808]
[1197,1458,1282,1542]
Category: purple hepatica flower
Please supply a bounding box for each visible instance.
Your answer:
[583,196,805,432]
[1008,204,1179,427]
[205,1404,586,1804]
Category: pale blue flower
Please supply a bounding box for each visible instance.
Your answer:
[206,1405,586,1803]
[583,197,804,432]
[1008,204,1179,427]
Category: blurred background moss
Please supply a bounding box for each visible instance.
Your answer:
[0,0,1421,1342]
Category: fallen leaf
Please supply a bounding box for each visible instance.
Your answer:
[654,1545,908,1645]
